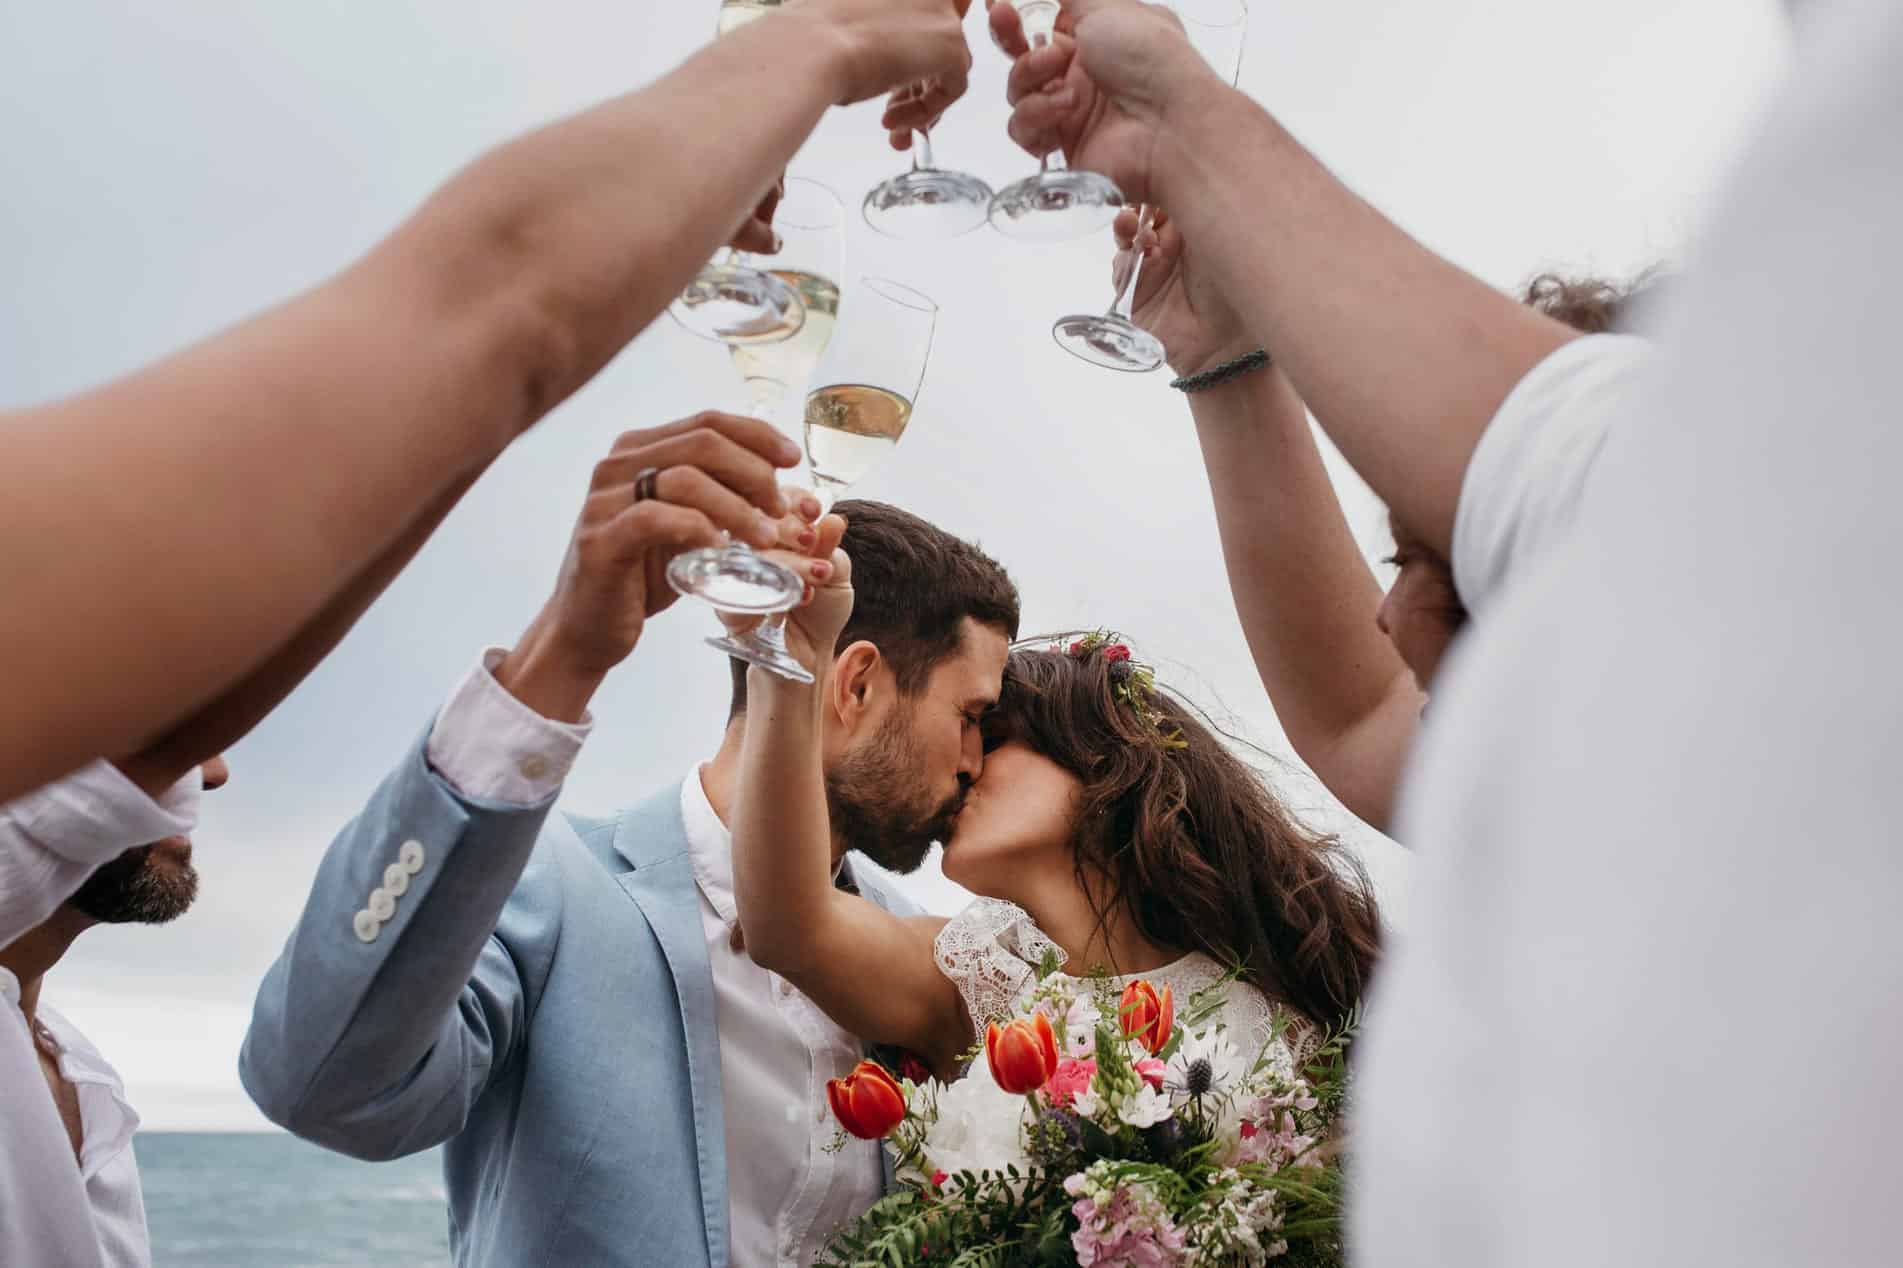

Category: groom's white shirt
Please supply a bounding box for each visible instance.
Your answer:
[426,649,882,1267]
[680,768,885,1268]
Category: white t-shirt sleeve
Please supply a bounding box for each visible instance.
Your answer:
[424,647,592,807]
[1451,334,1657,614]
[0,761,200,947]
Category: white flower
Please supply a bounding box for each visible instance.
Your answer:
[1166,1026,1248,1104]
[1064,996,1101,1059]
[1116,1083,1174,1129]
[918,1059,1031,1179]
[1072,1087,1102,1119]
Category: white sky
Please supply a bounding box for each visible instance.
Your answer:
[0,0,1786,1130]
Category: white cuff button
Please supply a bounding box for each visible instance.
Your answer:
[383,863,410,897]
[368,888,397,922]
[399,840,426,874]
[353,910,380,943]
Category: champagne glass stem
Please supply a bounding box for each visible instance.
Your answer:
[1029,28,1074,177]
[1109,205,1157,321]
[912,129,935,172]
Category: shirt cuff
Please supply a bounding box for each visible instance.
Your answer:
[1,761,199,867]
[1451,334,1657,613]
[425,647,592,806]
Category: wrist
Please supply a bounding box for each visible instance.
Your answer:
[1153,69,1239,209]
[495,617,608,725]
[768,6,858,105]
[1170,333,1259,380]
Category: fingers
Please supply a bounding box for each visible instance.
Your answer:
[989,0,1028,58]
[608,411,800,496]
[605,500,725,564]
[813,512,848,562]
[1113,206,1141,249]
[1004,41,1074,107]
[730,217,778,254]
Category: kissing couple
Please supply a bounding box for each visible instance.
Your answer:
[239,424,1382,1267]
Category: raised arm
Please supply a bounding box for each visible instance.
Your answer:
[731,526,971,1076]
[0,0,975,801]
[992,0,1574,563]
[1114,209,1423,832]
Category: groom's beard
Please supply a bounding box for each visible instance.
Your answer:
[69,842,199,925]
[827,711,965,875]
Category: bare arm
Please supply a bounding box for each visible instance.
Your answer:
[0,0,974,801]
[996,0,1574,562]
[731,537,971,1075]
[1105,207,1424,831]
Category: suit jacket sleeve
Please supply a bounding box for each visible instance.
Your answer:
[239,731,563,1161]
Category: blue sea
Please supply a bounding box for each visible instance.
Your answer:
[138,1133,449,1266]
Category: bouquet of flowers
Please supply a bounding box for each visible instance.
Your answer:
[820,967,1354,1267]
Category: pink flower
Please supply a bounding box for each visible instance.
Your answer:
[1134,1058,1166,1090]
[1042,1057,1098,1109]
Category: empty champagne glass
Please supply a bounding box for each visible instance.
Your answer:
[669,180,846,683]
[864,84,994,238]
[987,0,1124,242]
[1052,0,1248,370]
[670,0,806,342]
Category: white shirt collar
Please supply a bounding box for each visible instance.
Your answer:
[33,1005,140,1182]
[679,767,852,931]
[680,768,738,928]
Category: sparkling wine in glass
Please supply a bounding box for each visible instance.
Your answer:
[987,0,1124,242]
[1052,0,1248,370]
[670,180,846,683]
[800,278,937,508]
[670,0,805,343]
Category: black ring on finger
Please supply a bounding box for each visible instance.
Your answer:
[632,466,662,505]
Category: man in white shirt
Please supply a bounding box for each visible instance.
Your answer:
[0,758,215,1268]
[242,436,1020,1265]
[994,0,1903,1262]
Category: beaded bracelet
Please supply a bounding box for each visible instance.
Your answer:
[1170,347,1271,393]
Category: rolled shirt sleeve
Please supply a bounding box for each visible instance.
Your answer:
[424,647,592,807]
[1,761,200,947]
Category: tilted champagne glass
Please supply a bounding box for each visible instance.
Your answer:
[987,0,1125,241]
[669,0,806,343]
[669,179,846,682]
[702,276,936,681]
[863,83,995,239]
[799,277,937,511]
[1051,0,1249,371]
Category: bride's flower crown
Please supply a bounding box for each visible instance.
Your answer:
[1048,630,1189,751]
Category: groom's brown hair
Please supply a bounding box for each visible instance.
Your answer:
[728,500,1019,716]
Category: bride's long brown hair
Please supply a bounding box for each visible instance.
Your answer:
[993,641,1382,1030]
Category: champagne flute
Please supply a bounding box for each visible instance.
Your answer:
[1058,2,1248,371]
[704,277,936,680]
[670,0,806,343]
[669,180,846,679]
[863,85,994,239]
[987,0,1124,242]
[1051,0,1248,370]
[800,278,937,509]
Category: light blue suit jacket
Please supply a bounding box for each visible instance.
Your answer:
[240,734,912,1267]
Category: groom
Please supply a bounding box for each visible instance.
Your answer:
[239,425,1019,1267]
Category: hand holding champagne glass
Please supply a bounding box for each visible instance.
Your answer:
[1051,0,1247,371]
[669,180,847,672]
[986,0,1123,241]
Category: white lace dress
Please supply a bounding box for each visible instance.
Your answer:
[932,897,1288,1061]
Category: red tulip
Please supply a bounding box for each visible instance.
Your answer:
[1119,979,1175,1055]
[826,1060,907,1140]
[986,1013,1059,1095]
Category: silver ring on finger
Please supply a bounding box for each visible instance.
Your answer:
[632,467,662,505]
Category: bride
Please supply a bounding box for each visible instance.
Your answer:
[730,540,1382,1079]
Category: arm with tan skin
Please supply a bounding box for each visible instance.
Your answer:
[731,519,973,1077]
[0,0,975,802]
[1112,207,1423,832]
[965,0,1574,562]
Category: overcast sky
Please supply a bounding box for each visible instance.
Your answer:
[1,0,1784,1130]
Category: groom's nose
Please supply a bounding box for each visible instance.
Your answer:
[959,728,984,783]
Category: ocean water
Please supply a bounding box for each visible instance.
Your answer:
[138,1132,449,1266]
